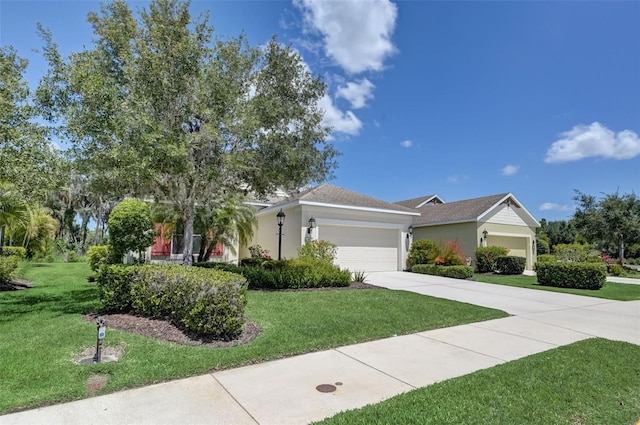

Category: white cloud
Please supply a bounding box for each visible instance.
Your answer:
[318,94,362,136]
[295,0,398,74]
[502,165,519,176]
[400,140,413,148]
[545,122,640,163]
[336,78,375,109]
[539,203,572,212]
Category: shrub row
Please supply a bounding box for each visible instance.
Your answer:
[195,258,351,290]
[411,264,474,279]
[0,246,27,259]
[475,246,509,273]
[0,255,20,285]
[97,264,247,339]
[536,262,606,290]
[495,256,526,275]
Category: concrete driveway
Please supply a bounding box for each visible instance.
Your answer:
[2,272,639,425]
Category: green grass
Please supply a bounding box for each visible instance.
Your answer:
[473,274,640,301]
[0,262,507,414]
[315,338,640,425]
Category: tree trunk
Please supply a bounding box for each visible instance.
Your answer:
[182,197,196,266]
[618,233,625,262]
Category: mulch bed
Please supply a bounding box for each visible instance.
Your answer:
[83,281,383,349]
[0,278,32,291]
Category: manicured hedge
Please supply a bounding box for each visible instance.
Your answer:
[97,265,135,312]
[475,246,509,273]
[196,258,352,290]
[411,264,474,279]
[0,255,20,285]
[130,265,247,339]
[0,246,26,259]
[535,254,557,265]
[536,262,606,290]
[495,256,526,275]
[97,264,247,339]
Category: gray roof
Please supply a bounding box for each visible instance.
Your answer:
[394,194,441,209]
[272,183,418,214]
[413,193,510,225]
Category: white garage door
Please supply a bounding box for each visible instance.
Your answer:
[319,225,398,272]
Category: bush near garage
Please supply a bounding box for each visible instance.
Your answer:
[0,255,20,285]
[195,258,351,290]
[97,264,247,339]
[475,246,509,273]
[406,239,440,270]
[412,264,474,279]
[536,262,606,290]
[495,256,526,275]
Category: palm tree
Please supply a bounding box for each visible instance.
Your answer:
[0,182,28,247]
[195,196,255,263]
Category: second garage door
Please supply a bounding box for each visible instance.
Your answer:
[319,225,399,272]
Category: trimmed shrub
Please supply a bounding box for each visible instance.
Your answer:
[536,262,606,290]
[298,240,337,264]
[407,239,440,270]
[0,255,20,285]
[128,265,247,338]
[412,264,474,279]
[237,258,351,290]
[0,246,27,259]
[87,245,110,272]
[97,265,134,312]
[193,262,243,274]
[239,257,266,268]
[536,254,557,265]
[108,199,155,262]
[495,256,526,275]
[553,243,590,263]
[475,246,509,273]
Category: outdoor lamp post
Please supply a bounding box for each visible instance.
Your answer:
[277,209,286,260]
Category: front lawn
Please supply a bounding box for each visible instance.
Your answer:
[316,338,640,425]
[0,262,507,414]
[473,274,640,301]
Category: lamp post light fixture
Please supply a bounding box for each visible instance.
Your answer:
[407,225,413,239]
[305,216,316,244]
[277,209,286,260]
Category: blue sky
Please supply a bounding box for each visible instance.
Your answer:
[1,0,639,222]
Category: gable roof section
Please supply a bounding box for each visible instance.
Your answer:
[394,194,444,209]
[259,183,419,216]
[413,193,512,226]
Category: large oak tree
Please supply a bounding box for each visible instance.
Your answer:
[573,190,640,261]
[38,0,338,264]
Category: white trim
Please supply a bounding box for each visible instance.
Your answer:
[316,218,405,230]
[256,200,420,217]
[415,195,444,208]
[413,218,475,227]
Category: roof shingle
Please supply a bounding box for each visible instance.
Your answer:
[413,193,510,225]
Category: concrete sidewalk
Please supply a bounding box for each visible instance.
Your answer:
[2,272,639,425]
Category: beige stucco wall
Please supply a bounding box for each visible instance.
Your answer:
[412,220,537,270]
[412,222,478,263]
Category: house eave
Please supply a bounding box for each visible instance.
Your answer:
[256,200,421,217]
